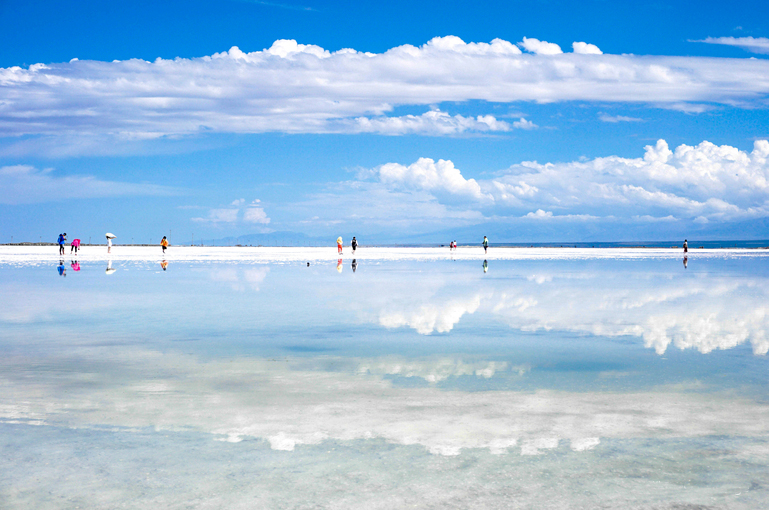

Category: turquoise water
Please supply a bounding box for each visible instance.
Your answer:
[2,255,769,508]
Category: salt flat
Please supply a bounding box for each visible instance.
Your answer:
[2,249,769,508]
[1,244,767,263]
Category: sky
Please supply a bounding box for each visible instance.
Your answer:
[1,0,769,244]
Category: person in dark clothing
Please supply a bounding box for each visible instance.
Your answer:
[58,233,66,255]
[351,236,358,255]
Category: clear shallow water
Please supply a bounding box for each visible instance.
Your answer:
[2,254,769,508]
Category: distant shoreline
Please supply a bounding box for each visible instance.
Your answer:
[3,245,768,264]
[3,240,769,249]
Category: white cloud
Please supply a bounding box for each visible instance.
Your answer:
[572,42,603,55]
[3,36,769,141]
[244,205,270,224]
[0,164,177,204]
[511,117,537,129]
[692,36,769,54]
[376,158,491,201]
[524,209,553,219]
[598,114,642,122]
[519,37,563,55]
[362,139,769,224]
[348,109,512,135]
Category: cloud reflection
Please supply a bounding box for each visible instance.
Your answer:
[366,264,769,355]
[3,351,769,457]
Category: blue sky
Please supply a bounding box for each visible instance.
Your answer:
[1,0,769,244]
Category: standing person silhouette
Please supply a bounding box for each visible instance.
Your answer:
[483,236,489,254]
[351,236,358,255]
[161,236,169,254]
[58,233,66,256]
[337,236,343,255]
[683,239,688,254]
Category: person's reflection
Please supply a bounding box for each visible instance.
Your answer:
[160,260,168,271]
[483,259,488,273]
[105,259,117,275]
[351,259,357,273]
[70,260,81,272]
[337,258,343,273]
[683,256,688,269]
[57,260,66,277]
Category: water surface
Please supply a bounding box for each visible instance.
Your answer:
[2,252,768,508]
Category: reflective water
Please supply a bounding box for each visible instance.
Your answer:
[2,254,769,508]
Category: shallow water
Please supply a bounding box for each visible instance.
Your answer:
[2,252,769,508]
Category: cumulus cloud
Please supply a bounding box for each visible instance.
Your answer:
[572,42,603,55]
[524,209,553,219]
[0,164,178,204]
[244,199,270,224]
[511,117,537,129]
[491,138,769,222]
[362,139,769,225]
[519,37,563,55]
[692,36,769,54]
[3,36,769,142]
[376,158,492,201]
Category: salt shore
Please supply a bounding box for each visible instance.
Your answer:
[1,245,767,263]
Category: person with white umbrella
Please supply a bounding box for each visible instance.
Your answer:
[106,233,116,253]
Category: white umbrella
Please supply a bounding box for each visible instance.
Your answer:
[105,233,116,239]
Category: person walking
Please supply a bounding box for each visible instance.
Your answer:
[683,239,688,254]
[483,236,489,254]
[351,236,358,255]
[58,233,66,255]
[161,236,169,254]
[70,238,80,254]
[337,236,343,255]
